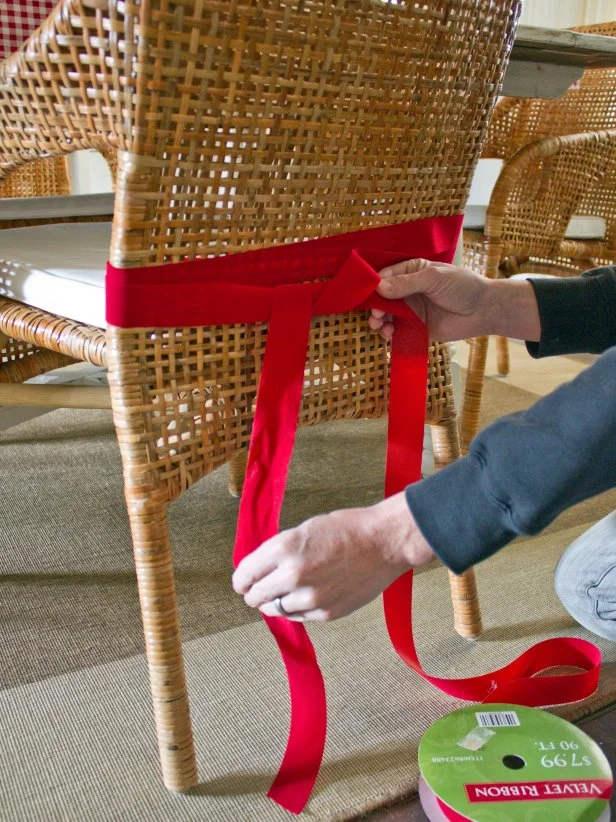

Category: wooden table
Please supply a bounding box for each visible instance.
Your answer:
[504,25,616,98]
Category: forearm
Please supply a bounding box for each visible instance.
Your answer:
[481,266,616,356]
[406,346,616,573]
[483,278,541,342]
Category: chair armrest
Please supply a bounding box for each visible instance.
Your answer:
[0,0,121,181]
[483,129,616,255]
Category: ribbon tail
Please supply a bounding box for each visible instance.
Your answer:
[233,288,326,814]
[382,308,602,707]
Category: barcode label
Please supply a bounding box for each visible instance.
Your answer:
[475,711,520,728]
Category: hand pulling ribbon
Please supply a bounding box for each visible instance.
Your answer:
[107,214,602,815]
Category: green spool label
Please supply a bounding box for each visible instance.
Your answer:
[418,704,612,821]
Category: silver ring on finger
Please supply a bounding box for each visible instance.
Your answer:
[274,596,303,619]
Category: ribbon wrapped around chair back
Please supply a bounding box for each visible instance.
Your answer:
[107,214,601,815]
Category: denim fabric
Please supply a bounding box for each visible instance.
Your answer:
[554,511,616,642]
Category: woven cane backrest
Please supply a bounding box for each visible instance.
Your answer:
[0,156,69,198]
[0,1,522,495]
[474,23,616,261]
[0,0,521,265]
[485,130,616,258]
[114,0,521,265]
[483,23,616,160]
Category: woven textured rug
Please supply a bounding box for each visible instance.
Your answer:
[1,374,615,820]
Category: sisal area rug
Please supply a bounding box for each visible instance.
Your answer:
[1,374,615,820]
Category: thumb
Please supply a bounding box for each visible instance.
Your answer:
[376,258,435,300]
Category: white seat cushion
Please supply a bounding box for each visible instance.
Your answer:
[0,192,114,221]
[464,158,606,239]
[0,222,111,328]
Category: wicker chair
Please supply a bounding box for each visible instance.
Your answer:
[460,22,616,451]
[0,0,521,795]
[0,0,118,383]
[0,0,75,380]
[0,1,70,199]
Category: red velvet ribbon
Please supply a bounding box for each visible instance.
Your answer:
[107,214,601,815]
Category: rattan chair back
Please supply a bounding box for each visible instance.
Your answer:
[0,0,523,792]
[0,0,522,493]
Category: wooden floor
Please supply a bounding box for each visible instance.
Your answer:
[365,340,614,820]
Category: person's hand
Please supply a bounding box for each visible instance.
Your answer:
[232,492,434,622]
[369,258,492,342]
[369,258,541,344]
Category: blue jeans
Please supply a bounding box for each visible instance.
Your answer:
[554,511,616,642]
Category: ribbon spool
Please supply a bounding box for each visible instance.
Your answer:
[418,704,613,821]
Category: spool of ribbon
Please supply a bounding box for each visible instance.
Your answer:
[107,214,602,814]
[417,704,613,821]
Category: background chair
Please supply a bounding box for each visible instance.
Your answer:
[0,0,116,387]
[0,0,521,794]
[460,21,616,451]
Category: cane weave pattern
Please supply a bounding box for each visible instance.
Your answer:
[0,0,520,495]
[459,21,616,451]
[470,21,616,267]
[1,0,521,790]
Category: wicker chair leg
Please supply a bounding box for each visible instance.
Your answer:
[126,493,198,792]
[459,335,489,454]
[431,416,482,639]
[447,568,482,640]
[495,335,510,377]
[227,449,248,498]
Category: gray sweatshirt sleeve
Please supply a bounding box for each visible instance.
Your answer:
[405,266,616,574]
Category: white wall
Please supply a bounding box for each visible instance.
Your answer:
[520,0,615,28]
[68,150,113,194]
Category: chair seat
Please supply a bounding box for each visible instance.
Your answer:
[463,158,606,238]
[463,205,606,239]
[0,222,111,328]
[0,192,115,221]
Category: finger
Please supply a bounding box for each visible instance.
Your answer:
[243,565,299,609]
[262,586,320,615]
[377,259,434,299]
[259,590,334,623]
[232,536,283,594]
[378,321,395,340]
[260,605,332,622]
[368,311,392,330]
[378,258,431,280]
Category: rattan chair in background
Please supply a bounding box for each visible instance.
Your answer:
[0,0,117,385]
[460,22,616,452]
[0,0,521,794]
[0,156,78,382]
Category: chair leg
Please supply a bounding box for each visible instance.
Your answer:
[496,335,510,377]
[447,567,482,639]
[227,449,248,498]
[126,492,198,791]
[431,417,482,639]
[459,335,489,454]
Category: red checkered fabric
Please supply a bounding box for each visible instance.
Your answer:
[0,0,56,60]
